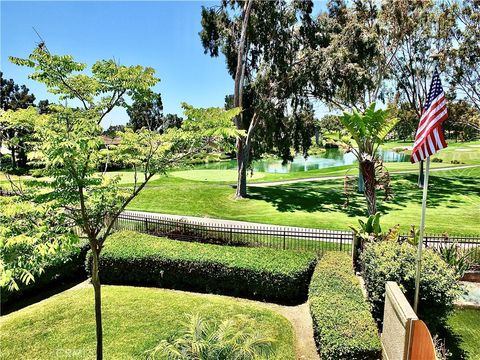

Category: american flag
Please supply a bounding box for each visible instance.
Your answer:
[411,69,448,164]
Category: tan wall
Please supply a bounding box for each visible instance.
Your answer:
[381,282,418,360]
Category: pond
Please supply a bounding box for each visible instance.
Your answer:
[197,148,410,174]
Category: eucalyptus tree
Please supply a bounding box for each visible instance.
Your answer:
[200,0,316,198]
[445,0,480,131]
[10,45,240,360]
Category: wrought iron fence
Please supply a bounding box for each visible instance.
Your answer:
[114,212,353,255]
[401,234,480,267]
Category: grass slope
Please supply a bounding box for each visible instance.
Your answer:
[128,169,480,235]
[447,308,480,360]
[0,286,295,360]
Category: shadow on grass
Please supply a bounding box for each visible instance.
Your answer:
[438,324,469,360]
[247,174,479,217]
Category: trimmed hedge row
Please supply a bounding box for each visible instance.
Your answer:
[309,252,381,360]
[87,230,317,304]
[1,241,89,306]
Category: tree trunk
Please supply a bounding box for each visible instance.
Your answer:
[18,146,27,168]
[360,160,376,215]
[91,249,103,360]
[314,127,320,146]
[10,147,16,169]
[418,160,424,188]
[232,0,253,199]
[357,164,365,193]
[235,137,249,198]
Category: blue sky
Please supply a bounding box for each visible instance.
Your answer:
[1,1,329,127]
[1,1,234,127]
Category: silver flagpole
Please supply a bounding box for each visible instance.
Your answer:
[413,155,431,313]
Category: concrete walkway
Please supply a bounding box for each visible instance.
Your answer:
[123,210,351,235]
[248,164,480,187]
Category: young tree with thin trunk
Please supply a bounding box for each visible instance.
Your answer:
[10,45,241,360]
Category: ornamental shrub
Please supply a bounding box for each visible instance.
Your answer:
[360,241,461,333]
[1,241,89,306]
[86,230,317,304]
[309,252,381,360]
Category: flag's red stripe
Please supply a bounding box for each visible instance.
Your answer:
[414,111,448,147]
[419,95,445,125]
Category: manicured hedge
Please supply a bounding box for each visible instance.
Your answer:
[87,230,317,303]
[1,241,89,306]
[360,241,460,333]
[309,252,381,360]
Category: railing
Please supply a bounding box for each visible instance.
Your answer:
[114,212,353,255]
[406,234,480,267]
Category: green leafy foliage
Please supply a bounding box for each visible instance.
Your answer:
[0,106,47,169]
[309,252,381,360]
[10,45,243,358]
[1,240,88,306]
[339,103,398,215]
[360,241,461,334]
[339,103,399,159]
[434,242,472,279]
[0,196,78,291]
[145,313,274,360]
[87,230,317,303]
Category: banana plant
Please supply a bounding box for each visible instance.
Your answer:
[350,212,382,244]
[339,103,398,215]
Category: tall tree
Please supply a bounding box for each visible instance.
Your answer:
[445,0,480,130]
[0,72,36,111]
[200,0,316,198]
[0,73,37,168]
[10,45,241,360]
[126,91,164,131]
[0,107,43,171]
[384,0,455,186]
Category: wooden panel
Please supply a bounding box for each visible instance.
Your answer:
[409,320,436,360]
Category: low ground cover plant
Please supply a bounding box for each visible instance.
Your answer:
[309,252,381,360]
[87,230,317,303]
[360,241,460,333]
[146,313,274,360]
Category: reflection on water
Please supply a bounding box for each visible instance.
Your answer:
[197,148,410,174]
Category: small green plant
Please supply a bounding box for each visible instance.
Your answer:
[145,313,274,360]
[435,241,471,279]
[431,157,443,163]
[350,212,382,243]
[405,225,420,246]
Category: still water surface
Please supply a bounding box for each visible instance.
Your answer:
[197,148,410,174]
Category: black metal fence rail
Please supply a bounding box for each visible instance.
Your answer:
[114,213,353,255]
[405,234,480,265]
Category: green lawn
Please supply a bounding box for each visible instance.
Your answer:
[446,308,480,360]
[2,140,479,235]
[128,169,480,235]
[0,286,295,360]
